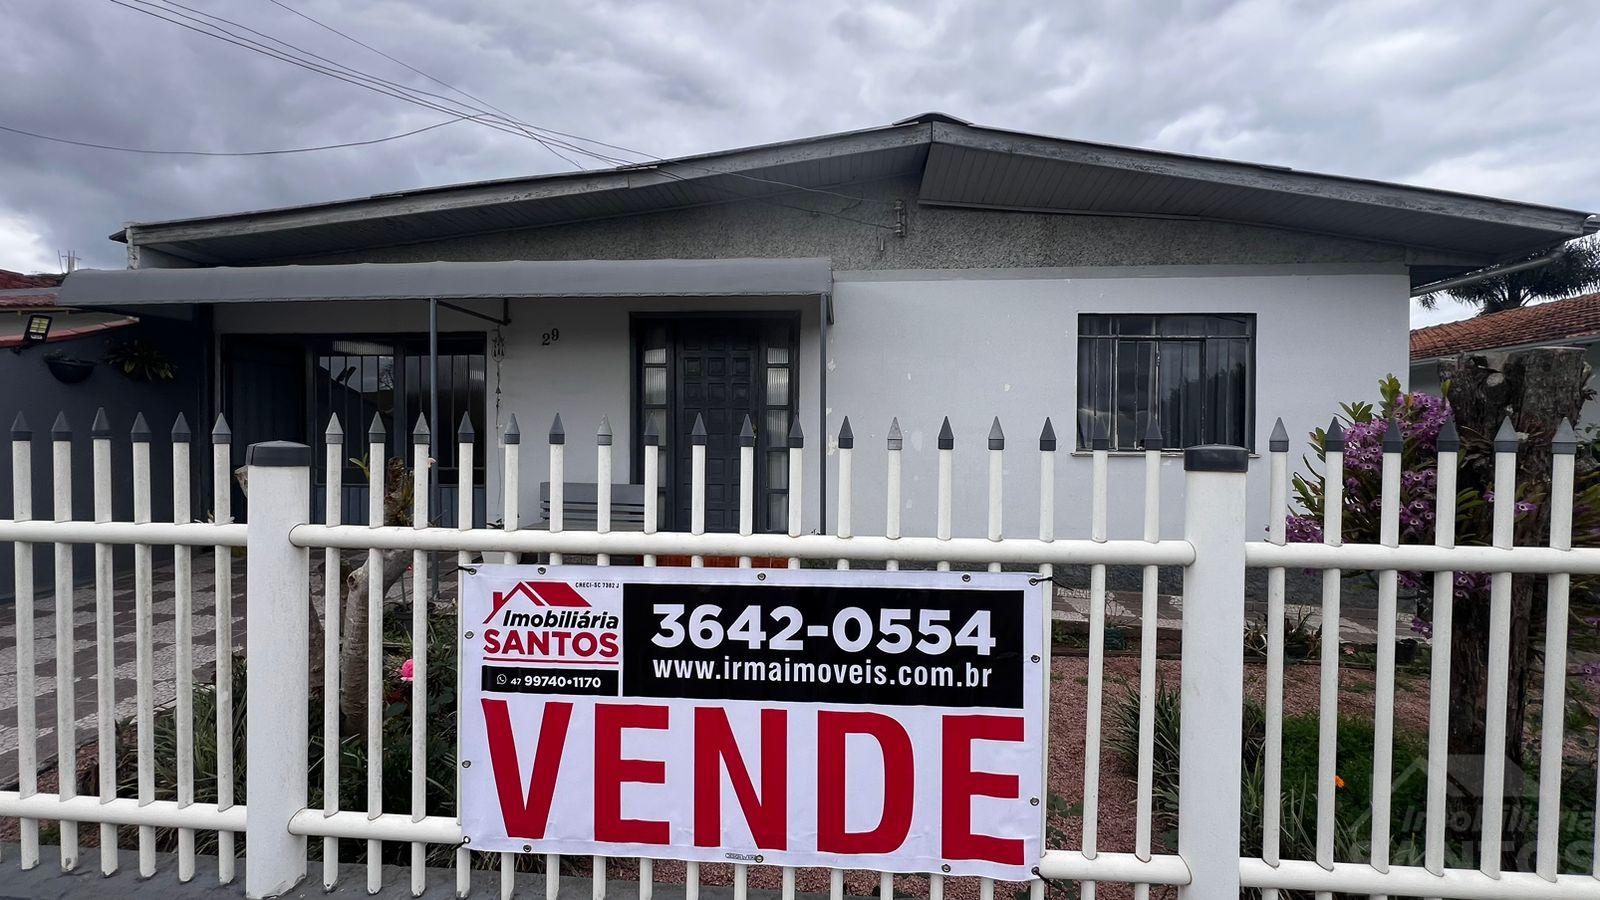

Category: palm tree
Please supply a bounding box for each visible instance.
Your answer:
[1417,235,1600,315]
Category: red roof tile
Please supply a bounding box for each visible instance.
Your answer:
[0,289,60,309]
[1410,292,1600,360]
[0,269,63,290]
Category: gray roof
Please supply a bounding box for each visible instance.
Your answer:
[116,113,1597,287]
[55,257,832,307]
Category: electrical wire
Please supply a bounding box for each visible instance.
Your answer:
[105,0,899,231]
[259,0,895,208]
[0,117,465,156]
[261,0,599,169]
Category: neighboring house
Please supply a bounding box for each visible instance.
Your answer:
[48,112,1600,539]
[1410,291,1600,427]
[0,268,207,601]
[0,268,139,348]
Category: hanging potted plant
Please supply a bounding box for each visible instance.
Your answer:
[103,339,177,382]
[42,350,95,384]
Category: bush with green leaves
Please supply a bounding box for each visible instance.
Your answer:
[1108,679,1599,882]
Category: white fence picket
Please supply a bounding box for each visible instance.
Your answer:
[2,406,1598,900]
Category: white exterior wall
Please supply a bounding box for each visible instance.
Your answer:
[489,297,823,531]
[826,264,1411,540]
[210,263,1409,540]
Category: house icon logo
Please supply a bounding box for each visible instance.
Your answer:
[483,581,591,623]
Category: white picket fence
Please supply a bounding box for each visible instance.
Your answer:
[0,407,1596,900]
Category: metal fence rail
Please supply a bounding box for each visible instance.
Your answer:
[3,405,1598,900]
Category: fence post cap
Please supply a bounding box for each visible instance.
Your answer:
[458,412,476,442]
[1382,416,1404,452]
[1184,444,1248,473]
[324,413,343,439]
[690,413,707,446]
[246,440,311,468]
[988,417,1004,450]
[787,417,804,449]
[367,412,386,442]
[837,416,853,450]
[739,414,755,447]
[1436,417,1459,452]
[1039,417,1056,451]
[51,412,71,440]
[171,413,191,443]
[1554,417,1579,455]
[596,416,612,446]
[641,416,659,447]
[548,413,565,446]
[412,413,430,443]
[130,412,151,444]
[10,411,30,440]
[1268,417,1288,452]
[887,417,903,450]
[503,414,521,445]
[1493,416,1519,452]
[211,414,232,443]
[1091,419,1110,452]
[91,407,112,438]
[937,416,954,450]
[1323,418,1346,453]
[1144,417,1165,452]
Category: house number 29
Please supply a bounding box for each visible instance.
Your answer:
[541,328,561,346]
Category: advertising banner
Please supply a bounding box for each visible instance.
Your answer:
[459,565,1046,880]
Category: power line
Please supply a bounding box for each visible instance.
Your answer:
[106,0,574,153]
[104,0,899,231]
[0,116,465,156]
[261,0,601,170]
[237,0,897,209]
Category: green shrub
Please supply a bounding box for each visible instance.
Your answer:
[116,602,465,868]
[1110,679,1600,882]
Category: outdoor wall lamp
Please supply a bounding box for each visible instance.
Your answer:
[13,313,51,352]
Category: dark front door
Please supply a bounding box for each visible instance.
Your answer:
[635,314,799,534]
[673,319,760,533]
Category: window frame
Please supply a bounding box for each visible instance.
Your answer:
[1075,313,1256,452]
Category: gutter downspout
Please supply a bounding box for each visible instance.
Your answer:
[819,291,831,532]
[1411,215,1600,298]
[1410,248,1563,298]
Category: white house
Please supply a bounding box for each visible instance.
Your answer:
[53,112,1598,541]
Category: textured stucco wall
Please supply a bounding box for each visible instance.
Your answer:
[202,191,1413,538]
[272,176,1407,271]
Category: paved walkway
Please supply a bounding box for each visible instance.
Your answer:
[0,553,247,789]
[1053,584,1390,644]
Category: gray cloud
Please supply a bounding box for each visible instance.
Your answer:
[3,0,1598,334]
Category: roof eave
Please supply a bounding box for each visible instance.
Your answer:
[116,121,932,246]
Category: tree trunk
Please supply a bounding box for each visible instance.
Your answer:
[1440,346,1588,862]
[338,548,413,731]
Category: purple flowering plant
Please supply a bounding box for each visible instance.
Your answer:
[1286,374,1600,617]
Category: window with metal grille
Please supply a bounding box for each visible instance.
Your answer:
[1076,313,1255,451]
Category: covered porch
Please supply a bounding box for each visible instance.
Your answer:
[54,258,834,532]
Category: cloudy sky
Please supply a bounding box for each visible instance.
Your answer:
[2,0,1597,327]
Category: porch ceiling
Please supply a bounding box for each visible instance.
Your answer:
[54,257,835,306]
